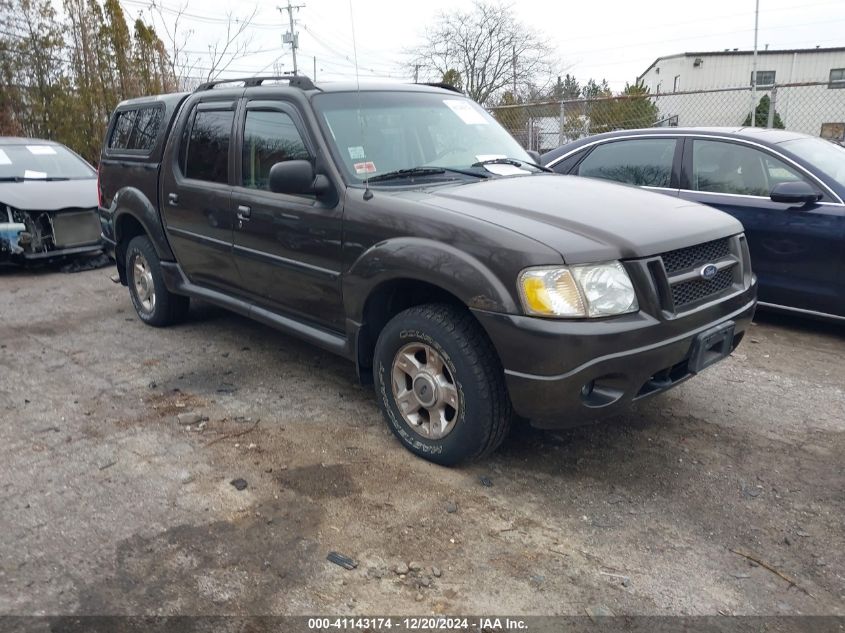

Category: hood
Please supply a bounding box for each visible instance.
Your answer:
[0,178,97,212]
[410,174,744,264]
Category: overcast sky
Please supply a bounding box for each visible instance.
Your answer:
[118,0,845,91]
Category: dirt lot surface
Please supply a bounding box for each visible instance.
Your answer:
[1,266,843,617]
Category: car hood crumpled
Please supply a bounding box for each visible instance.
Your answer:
[416,174,744,264]
[0,179,98,213]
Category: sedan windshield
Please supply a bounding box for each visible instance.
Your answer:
[312,91,536,183]
[0,143,95,181]
[780,137,845,189]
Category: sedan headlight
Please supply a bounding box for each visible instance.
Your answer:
[518,262,638,318]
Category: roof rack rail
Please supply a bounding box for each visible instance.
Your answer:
[417,82,462,94]
[195,75,317,92]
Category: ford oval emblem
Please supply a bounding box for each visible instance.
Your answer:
[700,264,718,280]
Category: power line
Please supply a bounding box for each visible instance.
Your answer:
[119,0,286,29]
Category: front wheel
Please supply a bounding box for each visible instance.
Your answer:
[125,235,189,327]
[373,304,512,465]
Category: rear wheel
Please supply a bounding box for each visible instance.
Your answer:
[373,303,512,465]
[125,235,189,327]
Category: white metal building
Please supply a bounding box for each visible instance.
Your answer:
[636,47,845,137]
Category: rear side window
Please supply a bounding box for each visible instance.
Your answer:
[129,108,163,151]
[183,110,234,184]
[110,111,135,149]
[577,138,676,187]
[108,106,163,152]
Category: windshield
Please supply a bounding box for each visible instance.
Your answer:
[780,137,845,189]
[0,143,95,180]
[312,91,534,183]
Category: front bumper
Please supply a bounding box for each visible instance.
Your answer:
[472,283,757,429]
[1,208,103,262]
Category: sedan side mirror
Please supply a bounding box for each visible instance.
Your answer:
[268,160,331,196]
[770,181,821,206]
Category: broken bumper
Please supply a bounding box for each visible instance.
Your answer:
[1,208,102,262]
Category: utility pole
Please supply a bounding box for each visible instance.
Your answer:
[414,64,420,83]
[512,45,517,96]
[749,0,760,127]
[279,1,305,75]
[313,56,317,81]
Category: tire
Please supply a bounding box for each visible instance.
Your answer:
[373,303,512,466]
[125,235,189,327]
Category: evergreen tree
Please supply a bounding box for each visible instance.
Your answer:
[742,95,785,128]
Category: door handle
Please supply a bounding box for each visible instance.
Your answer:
[236,204,251,221]
[167,192,179,206]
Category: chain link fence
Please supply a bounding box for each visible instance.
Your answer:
[489,81,845,153]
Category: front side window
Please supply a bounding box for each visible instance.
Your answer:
[829,68,845,89]
[752,70,776,87]
[576,138,676,187]
[692,139,812,196]
[781,136,845,188]
[242,109,309,190]
[183,109,233,184]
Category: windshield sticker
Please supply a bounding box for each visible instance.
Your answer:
[347,146,366,160]
[444,99,488,125]
[475,154,507,162]
[482,163,530,177]
[354,161,376,175]
[24,170,47,179]
[0,149,10,165]
[26,145,57,155]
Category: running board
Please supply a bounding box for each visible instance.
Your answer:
[160,261,351,358]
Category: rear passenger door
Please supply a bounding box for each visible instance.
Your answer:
[230,99,345,331]
[161,99,240,291]
[556,137,681,197]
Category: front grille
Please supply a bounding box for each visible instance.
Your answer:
[671,268,734,308]
[661,238,731,274]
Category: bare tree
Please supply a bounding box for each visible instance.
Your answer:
[203,6,258,81]
[407,1,556,105]
[146,0,197,86]
[145,1,259,89]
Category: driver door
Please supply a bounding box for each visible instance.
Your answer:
[231,99,345,331]
[679,138,843,315]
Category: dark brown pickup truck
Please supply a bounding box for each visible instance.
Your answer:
[98,76,757,465]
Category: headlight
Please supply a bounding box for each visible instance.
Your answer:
[518,262,638,318]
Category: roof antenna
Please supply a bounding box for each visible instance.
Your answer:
[348,0,372,200]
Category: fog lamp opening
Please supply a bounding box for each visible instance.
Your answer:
[580,374,626,408]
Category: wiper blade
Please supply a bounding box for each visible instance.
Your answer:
[0,176,24,182]
[367,166,487,183]
[471,157,553,172]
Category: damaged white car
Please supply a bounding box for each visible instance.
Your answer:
[1,137,102,263]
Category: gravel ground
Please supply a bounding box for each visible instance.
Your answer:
[0,265,843,617]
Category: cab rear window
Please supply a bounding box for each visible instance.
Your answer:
[108,106,164,152]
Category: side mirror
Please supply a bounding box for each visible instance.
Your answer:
[526,150,542,164]
[770,181,821,206]
[268,160,331,196]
